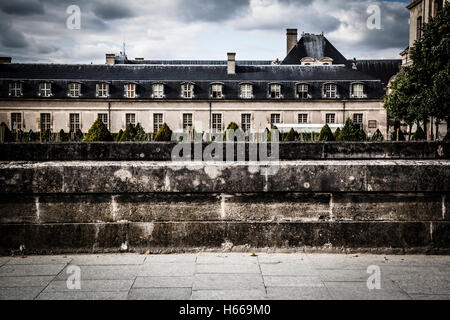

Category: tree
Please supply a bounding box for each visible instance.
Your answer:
[154,123,173,142]
[318,124,335,141]
[267,125,281,142]
[337,118,359,141]
[371,129,384,141]
[333,127,341,140]
[58,129,69,142]
[83,118,113,142]
[283,128,298,141]
[0,122,14,142]
[134,123,148,141]
[412,126,426,141]
[120,123,137,142]
[384,4,450,140]
[115,129,123,142]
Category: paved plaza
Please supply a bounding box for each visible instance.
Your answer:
[0,253,449,300]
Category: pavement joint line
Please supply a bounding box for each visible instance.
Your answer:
[34,261,71,300]
[256,255,268,295]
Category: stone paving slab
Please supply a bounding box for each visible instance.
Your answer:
[0,253,448,300]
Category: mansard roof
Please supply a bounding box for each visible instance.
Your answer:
[281,33,349,65]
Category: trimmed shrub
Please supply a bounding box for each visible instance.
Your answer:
[357,129,367,141]
[412,126,426,141]
[40,129,52,142]
[0,122,14,142]
[24,130,37,143]
[301,132,312,142]
[115,130,124,142]
[371,129,384,141]
[223,122,239,141]
[333,127,341,140]
[318,124,335,141]
[154,123,173,142]
[58,129,69,142]
[267,125,281,142]
[283,128,298,142]
[134,123,148,141]
[120,124,137,142]
[83,118,113,142]
[337,118,359,141]
[390,129,406,141]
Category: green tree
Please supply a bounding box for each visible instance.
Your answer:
[0,122,14,142]
[384,4,450,140]
[337,118,359,141]
[134,123,148,141]
[371,129,384,141]
[333,127,341,140]
[283,128,298,141]
[318,124,335,141]
[83,118,113,142]
[412,126,426,141]
[154,123,173,142]
[267,125,281,142]
[120,123,137,142]
[115,129,124,142]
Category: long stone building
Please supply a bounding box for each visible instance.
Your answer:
[0,30,401,138]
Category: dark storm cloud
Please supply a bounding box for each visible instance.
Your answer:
[0,20,29,48]
[92,2,135,20]
[0,0,45,16]
[178,0,251,22]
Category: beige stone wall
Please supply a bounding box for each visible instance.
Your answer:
[0,99,387,136]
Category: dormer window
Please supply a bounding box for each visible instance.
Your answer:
[152,83,164,98]
[96,83,109,98]
[323,83,337,99]
[9,82,22,97]
[125,83,136,98]
[68,83,81,98]
[211,84,223,99]
[352,83,365,98]
[39,82,52,97]
[182,83,194,99]
[270,84,282,99]
[297,84,309,99]
[240,83,253,99]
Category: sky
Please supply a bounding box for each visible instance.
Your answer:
[0,0,411,64]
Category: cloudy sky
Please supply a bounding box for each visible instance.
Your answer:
[0,0,411,64]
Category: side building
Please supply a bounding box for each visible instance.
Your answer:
[0,30,401,139]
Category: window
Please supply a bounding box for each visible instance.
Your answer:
[240,84,253,99]
[9,82,22,97]
[270,84,281,99]
[211,84,223,99]
[68,83,81,97]
[70,113,80,132]
[126,113,136,126]
[40,113,51,132]
[368,120,377,129]
[11,113,22,131]
[270,114,281,128]
[352,84,364,98]
[417,17,422,39]
[326,113,336,124]
[153,113,163,133]
[297,84,309,99]
[183,113,193,130]
[212,113,222,133]
[323,84,337,98]
[182,83,194,99]
[97,83,109,98]
[39,82,52,97]
[125,84,136,98]
[298,113,308,124]
[241,114,251,132]
[152,84,164,99]
[98,113,108,126]
[353,113,363,130]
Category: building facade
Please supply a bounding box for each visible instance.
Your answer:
[0,30,401,138]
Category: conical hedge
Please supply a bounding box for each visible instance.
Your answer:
[337,118,359,141]
[318,124,335,141]
[83,118,113,142]
[283,128,298,141]
[412,126,426,141]
[120,123,137,142]
[371,129,384,141]
[154,123,173,141]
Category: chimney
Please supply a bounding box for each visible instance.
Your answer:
[105,54,115,65]
[0,57,12,64]
[227,52,236,75]
[286,29,298,55]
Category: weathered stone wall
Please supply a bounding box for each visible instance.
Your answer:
[0,141,449,161]
[0,157,449,255]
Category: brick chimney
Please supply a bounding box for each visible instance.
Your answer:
[227,52,236,75]
[105,54,115,65]
[286,29,298,55]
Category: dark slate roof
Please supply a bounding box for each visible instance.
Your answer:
[0,63,387,100]
[353,60,402,87]
[281,34,349,65]
[120,60,273,66]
